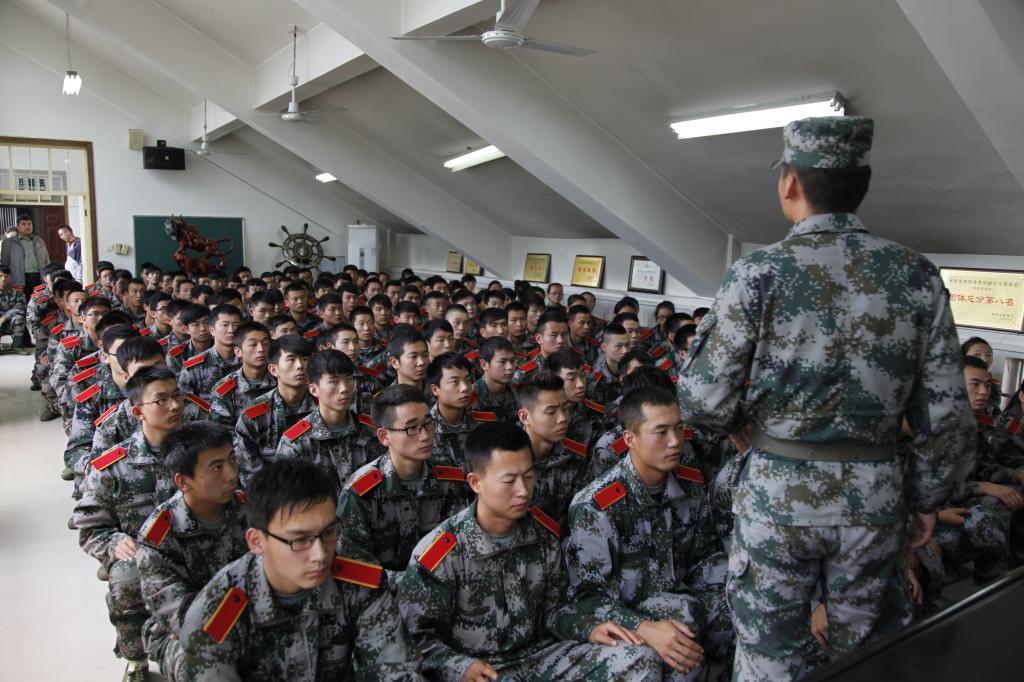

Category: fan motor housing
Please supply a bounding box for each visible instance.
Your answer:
[482,30,524,49]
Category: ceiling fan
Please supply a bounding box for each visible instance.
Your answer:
[189,99,246,157]
[392,0,594,57]
[257,25,347,123]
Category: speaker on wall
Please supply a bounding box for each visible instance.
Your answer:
[143,145,185,170]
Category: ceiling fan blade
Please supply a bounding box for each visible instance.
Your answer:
[496,0,540,33]
[521,37,594,57]
[299,106,348,115]
[390,35,481,41]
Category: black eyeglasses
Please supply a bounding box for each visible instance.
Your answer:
[263,521,340,552]
[384,420,436,437]
[136,391,184,409]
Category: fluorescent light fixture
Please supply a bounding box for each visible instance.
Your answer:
[62,71,82,96]
[670,92,846,139]
[444,145,505,172]
[315,172,337,183]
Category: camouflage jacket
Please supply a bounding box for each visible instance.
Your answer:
[209,369,277,426]
[566,401,614,451]
[677,212,974,518]
[178,346,241,401]
[337,452,471,577]
[973,413,1024,485]
[509,336,538,359]
[357,345,387,371]
[567,335,599,365]
[73,429,178,564]
[26,289,56,341]
[291,312,320,334]
[93,398,137,459]
[585,356,623,408]
[511,350,546,385]
[179,552,421,681]
[137,490,249,638]
[0,284,26,319]
[234,388,317,488]
[65,364,125,466]
[429,403,473,470]
[533,438,596,528]
[469,378,520,424]
[353,367,385,417]
[398,500,567,678]
[561,455,726,637]
[166,338,200,375]
[49,331,99,410]
[45,318,80,371]
[274,409,385,495]
[590,424,705,483]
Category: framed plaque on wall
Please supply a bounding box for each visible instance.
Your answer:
[628,256,665,294]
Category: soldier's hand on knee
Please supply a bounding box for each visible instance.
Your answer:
[979,482,1024,511]
[461,660,498,682]
[810,604,829,649]
[937,507,968,527]
[636,620,703,673]
[114,537,137,561]
[589,621,643,647]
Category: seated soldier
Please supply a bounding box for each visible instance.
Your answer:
[304,292,343,342]
[422,291,447,321]
[612,311,644,351]
[665,323,698,379]
[564,388,733,680]
[368,293,393,345]
[164,299,191,346]
[284,281,319,333]
[588,323,630,408]
[548,350,611,449]
[567,304,599,365]
[265,313,298,340]
[137,422,248,681]
[144,291,174,339]
[337,385,470,581]
[73,366,185,682]
[167,304,214,375]
[649,301,677,350]
[394,300,422,327]
[179,460,421,680]
[400,422,661,681]
[518,370,595,527]
[178,304,243,401]
[470,336,520,423]
[350,305,385,368]
[423,319,455,362]
[338,281,361,321]
[388,324,430,394]
[209,321,276,427]
[235,335,316,488]
[505,301,536,357]
[275,350,383,493]
[512,309,569,383]
[427,352,494,470]
[50,296,111,420]
[246,291,275,327]
[0,265,27,348]
[322,323,384,416]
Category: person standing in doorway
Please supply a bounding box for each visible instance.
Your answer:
[58,224,82,281]
[0,214,51,292]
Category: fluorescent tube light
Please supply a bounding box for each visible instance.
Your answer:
[444,145,505,172]
[670,93,845,139]
[315,172,337,183]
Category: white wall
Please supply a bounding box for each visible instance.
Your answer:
[0,44,365,276]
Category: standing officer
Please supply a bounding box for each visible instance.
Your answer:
[677,117,974,681]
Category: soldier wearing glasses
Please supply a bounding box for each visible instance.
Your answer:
[74,366,184,682]
[179,460,421,680]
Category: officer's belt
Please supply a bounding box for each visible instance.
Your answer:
[750,429,892,462]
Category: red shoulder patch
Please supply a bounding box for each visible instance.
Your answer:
[675,464,705,484]
[976,413,995,426]
[168,343,187,357]
[49,323,65,335]
[528,347,542,358]
[592,371,603,383]
[594,481,627,510]
[356,413,374,429]
[61,335,82,349]
[519,360,538,374]
[361,365,381,378]
[182,355,206,369]
[203,588,248,644]
[284,419,311,441]
[332,556,383,588]
[351,468,383,496]
[138,327,151,337]
[158,337,169,347]
[40,312,58,327]
[214,377,237,397]
[75,384,101,403]
[418,532,457,572]
[469,411,497,422]
[75,354,100,369]
[583,399,605,415]
[464,351,480,361]
[432,465,465,482]
[659,358,673,372]
[243,401,270,420]
[563,438,588,458]
[1007,419,1022,436]
[185,393,211,412]
[91,446,127,471]
[234,490,246,504]
[530,505,561,538]
[651,345,667,359]
[640,327,655,340]
[467,391,478,408]
[93,403,118,427]
[302,329,319,339]
[144,510,173,546]
[514,351,528,360]
[611,434,629,455]
[71,366,98,384]
[683,427,694,441]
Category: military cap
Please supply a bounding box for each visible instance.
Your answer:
[772,116,873,169]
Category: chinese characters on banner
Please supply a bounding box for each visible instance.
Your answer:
[940,268,1024,332]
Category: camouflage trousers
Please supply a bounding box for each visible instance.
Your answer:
[106,559,147,661]
[929,494,1012,586]
[0,315,25,343]
[488,640,662,682]
[143,617,184,681]
[728,518,913,682]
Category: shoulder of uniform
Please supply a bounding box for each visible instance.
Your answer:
[651,345,667,359]
[49,322,65,335]
[562,438,588,458]
[93,403,118,426]
[283,418,312,441]
[463,338,478,349]
[432,465,466,482]
[593,480,628,510]
[674,464,705,484]
[529,505,561,538]
[1006,418,1022,436]
[234,490,246,505]
[242,401,271,420]
[611,433,629,455]
[138,327,152,337]
[143,509,173,546]
[184,393,211,412]
[356,413,375,429]
[332,556,383,588]
[214,376,237,396]
[182,354,206,369]
[91,445,127,471]
[360,364,381,378]
[591,371,603,383]
[640,327,655,340]
[74,383,101,404]
[583,398,606,415]
[60,335,82,349]
[202,587,248,644]
[350,467,384,496]
[168,343,187,357]
[74,354,100,370]
[519,360,538,373]
[302,329,319,339]
[158,337,169,347]
[417,531,458,572]
[468,410,497,422]
[975,413,995,427]
[464,350,480,361]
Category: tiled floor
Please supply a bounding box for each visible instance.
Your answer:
[0,354,153,681]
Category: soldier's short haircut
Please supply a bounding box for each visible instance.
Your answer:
[621,366,674,397]
[80,295,112,315]
[323,322,357,344]
[284,281,308,296]
[613,297,639,314]
[465,421,532,475]
[619,386,678,433]
[180,303,210,326]
[209,304,242,325]
[482,289,505,304]
[193,284,214,300]
[664,312,693,336]
[567,304,591,321]
[536,309,568,335]
[210,291,241,308]
[174,278,195,292]
[444,303,468,318]
[601,323,628,341]
[0,265,9,275]
[146,291,172,309]
[268,335,313,364]
[514,370,565,411]
[401,285,421,299]
[692,306,710,318]
[349,305,373,321]
[308,349,355,384]
[422,318,453,342]
[247,459,336,530]
[960,336,991,356]
[248,291,272,309]
[612,312,640,326]
[101,323,139,355]
[96,262,115,275]
[367,293,392,310]
[426,352,472,389]
[267,314,297,333]
[96,310,133,334]
[54,279,84,299]
[262,288,285,306]
[621,350,654,370]
[672,325,697,350]
[452,289,475,305]
[42,263,66,278]
[316,292,342,310]
[126,365,178,404]
[163,421,235,478]
[547,350,584,374]
[422,290,446,306]
[505,301,526,316]
[479,336,514,363]
[963,354,990,372]
[338,281,361,297]
[567,294,585,307]
[478,308,508,326]
[372,384,429,430]
[394,300,421,318]
[234,321,269,347]
[165,299,189,320]
[779,162,872,214]
[389,323,426,357]
[115,335,165,370]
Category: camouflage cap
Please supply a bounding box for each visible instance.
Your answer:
[772,116,873,170]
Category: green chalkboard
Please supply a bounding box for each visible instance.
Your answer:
[133,215,245,276]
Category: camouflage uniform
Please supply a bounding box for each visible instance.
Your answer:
[274,409,385,495]
[65,364,124,495]
[566,400,614,450]
[511,351,546,384]
[208,369,277,426]
[73,429,179,661]
[509,336,537,358]
[567,335,600,365]
[353,367,386,417]
[400,500,661,681]
[469,377,520,424]
[49,332,99,416]
[590,424,704,483]
[676,118,974,681]
[0,284,26,341]
[137,491,249,680]
[337,452,470,581]
[290,312,320,334]
[93,399,138,461]
[178,552,420,680]
[429,403,474,469]
[562,454,732,679]
[177,346,241,401]
[234,388,317,488]
[708,448,751,554]
[585,355,623,408]
[533,438,596,528]
[166,339,199,375]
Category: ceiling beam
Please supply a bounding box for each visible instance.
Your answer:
[47,0,515,277]
[897,0,1024,191]
[294,0,731,296]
